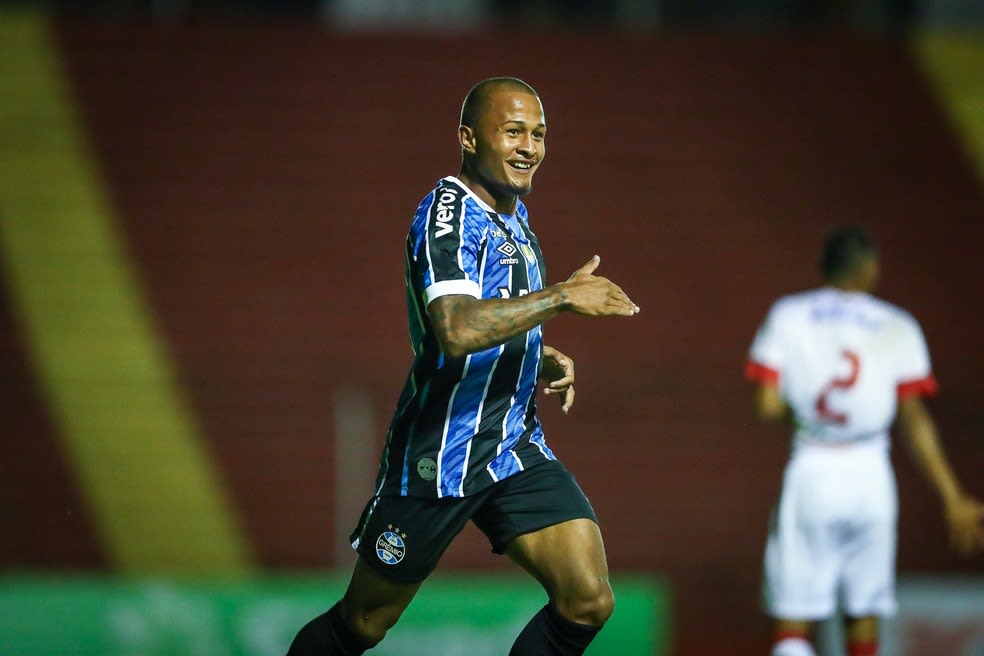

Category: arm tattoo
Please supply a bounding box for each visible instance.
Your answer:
[431,287,568,356]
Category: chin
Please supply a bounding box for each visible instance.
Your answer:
[492,179,533,199]
[508,178,534,195]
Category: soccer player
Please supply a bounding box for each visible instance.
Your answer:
[285,77,640,656]
[744,225,984,656]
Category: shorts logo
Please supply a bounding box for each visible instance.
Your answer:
[417,457,437,481]
[375,527,407,566]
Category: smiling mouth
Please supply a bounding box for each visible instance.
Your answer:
[509,161,535,171]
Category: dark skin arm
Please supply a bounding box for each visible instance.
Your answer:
[896,396,984,555]
[429,288,565,359]
[427,255,639,359]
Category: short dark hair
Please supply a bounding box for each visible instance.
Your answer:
[460,77,539,129]
[819,225,878,281]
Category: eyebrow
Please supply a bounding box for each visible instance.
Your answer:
[502,119,547,129]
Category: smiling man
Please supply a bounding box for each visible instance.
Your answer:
[285,77,640,656]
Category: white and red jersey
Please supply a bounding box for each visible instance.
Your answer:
[746,287,937,451]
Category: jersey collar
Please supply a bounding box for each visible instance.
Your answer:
[442,176,497,215]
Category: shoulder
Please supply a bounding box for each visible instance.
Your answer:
[869,294,914,319]
[756,289,830,339]
[871,295,924,336]
[854,293,917,325]
[417,178,462,212]
[411,178,486,228]
[768,289,818,319]
[434,178,495,219]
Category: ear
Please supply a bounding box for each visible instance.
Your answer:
[458,125,477,155]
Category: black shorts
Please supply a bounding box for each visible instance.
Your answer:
[349,460,598,583]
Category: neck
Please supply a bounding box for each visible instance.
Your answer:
[829,279,868,293]
[457,169,517,215]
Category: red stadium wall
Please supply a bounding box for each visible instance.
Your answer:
[4,24,982,655]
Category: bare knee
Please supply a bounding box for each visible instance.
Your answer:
[337,556,420,647]
[339,598,404,647]
[555,577,615,627]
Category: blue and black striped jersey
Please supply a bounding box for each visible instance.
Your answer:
[375,176,556,498]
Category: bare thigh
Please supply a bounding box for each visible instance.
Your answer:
[505,518,613,626]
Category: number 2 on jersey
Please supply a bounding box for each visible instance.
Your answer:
[815,349,860,425]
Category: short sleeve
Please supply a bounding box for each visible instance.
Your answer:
[895,314,938,398]
[745,303,784,386]
[409,184,483,307]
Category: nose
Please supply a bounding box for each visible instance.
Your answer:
[517,134,536,158]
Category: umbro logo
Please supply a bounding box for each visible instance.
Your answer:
[497,243,517,257]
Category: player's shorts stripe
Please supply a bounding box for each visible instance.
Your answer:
[350,495,382,550]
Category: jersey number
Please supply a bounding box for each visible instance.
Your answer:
[815,349,860,425]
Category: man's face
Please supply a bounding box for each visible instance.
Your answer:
[463,89,546,198]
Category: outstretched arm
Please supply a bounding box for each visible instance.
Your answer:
[896,396,984,555]
[428,255,639,358]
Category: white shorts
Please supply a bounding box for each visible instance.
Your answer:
[763,442,898,620]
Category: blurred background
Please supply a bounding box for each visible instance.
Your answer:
[1,1,983,654]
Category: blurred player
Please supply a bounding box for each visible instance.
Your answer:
[285,77,640,656]
[745,225,984,656]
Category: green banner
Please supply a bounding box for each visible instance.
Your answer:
[0,574,669,655]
